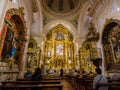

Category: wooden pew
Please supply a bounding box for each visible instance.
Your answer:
[0,84,63,90]
[76,78,85,90]
[108,79,120,83]
[96,83,120,90]
[84,79,93,90]
[17,78,61,81]
[65,75,94,90]
[1,80,61,85]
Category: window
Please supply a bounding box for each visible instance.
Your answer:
[11,0,18,4]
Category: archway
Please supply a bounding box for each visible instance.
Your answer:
[102,19,120,71]
[0,8,26,68]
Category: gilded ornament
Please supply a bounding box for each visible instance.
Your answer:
[18,7,24,15]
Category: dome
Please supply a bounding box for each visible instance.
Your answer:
[43,0,80,13]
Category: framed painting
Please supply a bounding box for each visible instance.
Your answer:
[2,28,14,59]
[56,44,64,55]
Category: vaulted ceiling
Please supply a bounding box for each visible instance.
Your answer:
[43,0,80,13]
[30,0,88,14]
[29,0,105,45]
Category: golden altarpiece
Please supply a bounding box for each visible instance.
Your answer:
[26,37,41,70]
[44,24,75,70]
[78,22,100,74]
[79,41,98,73]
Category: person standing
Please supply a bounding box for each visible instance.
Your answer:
[93,68,108,90]
[60,68,63,78]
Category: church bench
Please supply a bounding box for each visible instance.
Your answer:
[1,80,61,85]
[65,75,94,90]
[108,79,120,83]
[84,79,93,90]
[17,78,31,81]
[76,78,86,90]
[96,83,120,90]
[17,78,61,81]
[70,75,94,90]
[0,84,63,90]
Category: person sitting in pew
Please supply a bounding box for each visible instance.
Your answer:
[31,67,42,81]
[31,67,42,90]
[24,69,32,79]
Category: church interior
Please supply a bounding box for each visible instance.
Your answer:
[0,0,120,90]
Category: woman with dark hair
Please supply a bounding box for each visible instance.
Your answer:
[31,67,42,81]
[93,68,108,90]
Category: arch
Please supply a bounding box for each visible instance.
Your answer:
[0,8,26,68]
[46,24,73,41]
[36,0,43,32]
[43,20,78,38]
[102,19,120,71]
[11,15,24,36]
[78,1,91,35]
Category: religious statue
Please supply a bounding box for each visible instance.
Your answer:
[55,31,64,40]
[86,22,99,42]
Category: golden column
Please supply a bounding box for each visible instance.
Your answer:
[64,41,67,68]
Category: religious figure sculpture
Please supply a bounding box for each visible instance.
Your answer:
[86,22,99,42]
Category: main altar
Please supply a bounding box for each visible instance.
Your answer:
[44,24,75,70]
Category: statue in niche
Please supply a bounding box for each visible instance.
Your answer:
[27,53,37,68]
[28,42,33,48]
[27,54,32,68]
[86,22,99,42]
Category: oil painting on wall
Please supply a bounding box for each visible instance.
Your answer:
[2,28,14,59]
[103,24,120,71]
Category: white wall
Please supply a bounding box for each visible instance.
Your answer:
[0,0,7,30]
[30,12,40,34]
